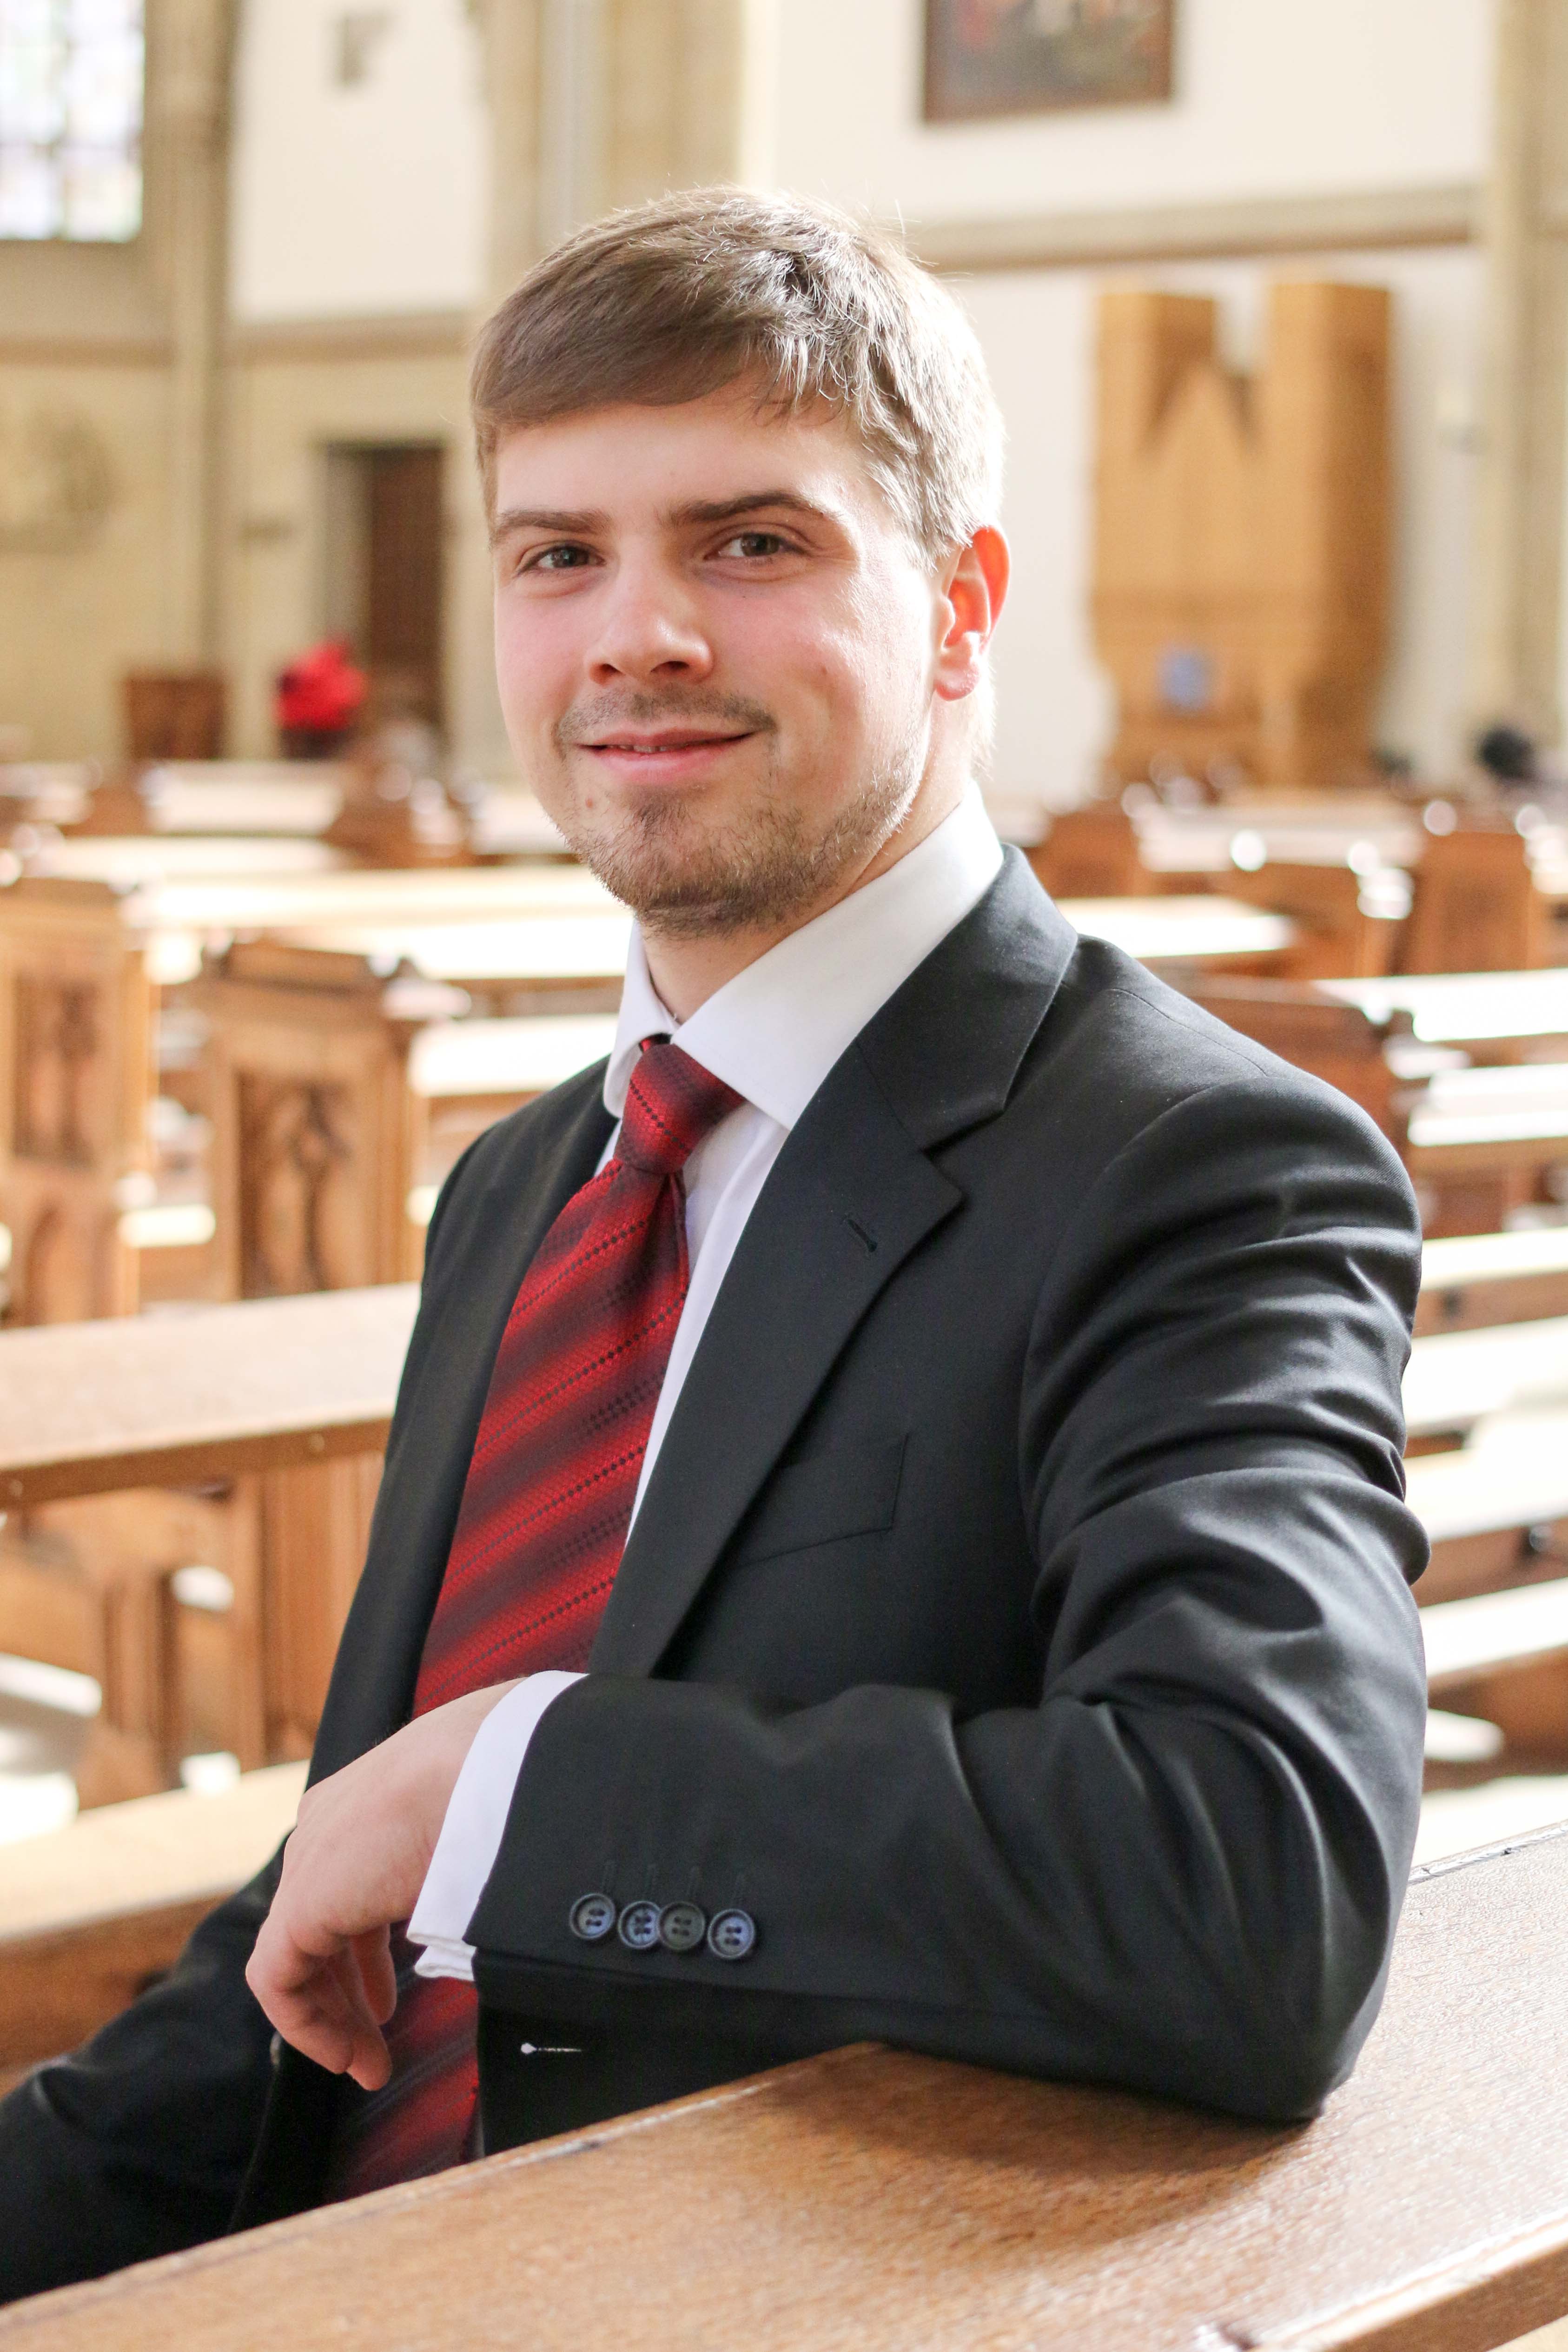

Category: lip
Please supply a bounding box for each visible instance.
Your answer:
[579,729,756,779]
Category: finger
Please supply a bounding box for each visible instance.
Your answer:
[325,1946,395,2088]
[248,1920,392,2088]
[351,1926,398,2027]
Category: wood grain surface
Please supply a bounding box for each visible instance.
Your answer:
[7,1824,1568,2352]
[0,1765,304,2067]
[0,1287,417,1504]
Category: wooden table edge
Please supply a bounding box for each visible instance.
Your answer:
[0,1416,393,1505]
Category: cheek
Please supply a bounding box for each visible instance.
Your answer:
[493,601,576,728]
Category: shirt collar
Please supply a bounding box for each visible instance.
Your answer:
[603,788,1004,1127]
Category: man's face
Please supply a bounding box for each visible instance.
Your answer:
[489,389,962,936]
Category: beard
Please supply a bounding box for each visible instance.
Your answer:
[548,696,928,940]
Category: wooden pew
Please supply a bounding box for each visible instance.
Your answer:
[1417,1228,1568,1336]
[1184,974,1568,1234]
[0,1287,415,1790]
[195,947,619,1294]
[1404,1318,1568,1442]
[7,1827,1568,2350]
[1409,1426,1568,1770]
[1056,894,1297,974]
[0,1762,304,2083]
[0,861,626,1323]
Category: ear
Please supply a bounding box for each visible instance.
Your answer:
[932,525,1010,705]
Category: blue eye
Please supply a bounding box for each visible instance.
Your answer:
[531,544,594,571]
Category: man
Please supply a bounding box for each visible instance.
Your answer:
[0,189,1427,2302]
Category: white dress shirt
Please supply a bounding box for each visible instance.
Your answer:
[409,790,1004,1979]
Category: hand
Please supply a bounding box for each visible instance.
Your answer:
[246,1682,519,2089]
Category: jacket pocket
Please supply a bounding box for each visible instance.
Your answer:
[733,1436,907,1566]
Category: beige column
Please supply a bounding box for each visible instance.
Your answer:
[1469,0,1568,747]
[602,0,774,211]
[147,0,235,665]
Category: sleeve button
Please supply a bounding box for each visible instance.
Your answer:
[616,1899,663,1950]
[706,1908,757,1961]
[569,1891,617,1942]
[657,1901,707,1953]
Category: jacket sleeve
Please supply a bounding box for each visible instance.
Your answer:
[467,1070,1429,2124]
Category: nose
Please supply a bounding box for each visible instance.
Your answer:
[586,551,715,688]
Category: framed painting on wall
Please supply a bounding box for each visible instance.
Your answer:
[924,0,1176,123]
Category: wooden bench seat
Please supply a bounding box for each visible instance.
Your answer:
[0,1289,415,1791]
[8,1825,1568,2350]
[1416,1227,1568,1336]
[1057,893,1297,971]
[1422,1577,1568,1691]
[1184,974,1568,1233]
[1404,1316,1568,1438]
[0,1761,304,2077]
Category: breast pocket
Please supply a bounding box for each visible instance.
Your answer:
[733,1436,907,1566]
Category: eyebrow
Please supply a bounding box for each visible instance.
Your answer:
[490,488,840,547]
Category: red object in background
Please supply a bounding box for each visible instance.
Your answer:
[275,639,367,742]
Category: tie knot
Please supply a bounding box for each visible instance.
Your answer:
[617,1040,741,1177]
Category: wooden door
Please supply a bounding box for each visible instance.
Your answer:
[365,445,445,729]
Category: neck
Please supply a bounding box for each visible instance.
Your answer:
[640,770,968,1023]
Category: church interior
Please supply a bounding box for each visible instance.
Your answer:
[6,0,1568,2339]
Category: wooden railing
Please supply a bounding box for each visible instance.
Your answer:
[4,1823,1568,2349]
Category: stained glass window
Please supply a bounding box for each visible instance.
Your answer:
[0,0,144,241]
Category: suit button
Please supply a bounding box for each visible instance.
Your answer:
[658,1901,707,1953]
[268,2030,283,2070]
[569,1891,616,1943]
[707,1908,757,1961]
[617,1899,662,1951]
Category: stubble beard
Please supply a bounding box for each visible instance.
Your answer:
[549,709,928,941]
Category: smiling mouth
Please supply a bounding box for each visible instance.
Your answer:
[584,731,754,755]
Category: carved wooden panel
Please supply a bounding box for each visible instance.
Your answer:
[237,1076,357,1298]
[13,978,99,1165]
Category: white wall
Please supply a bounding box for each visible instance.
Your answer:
[770,0,1496,800]
[230,0,486,321]
[775,0,1492,222]
[955,245,1484,807]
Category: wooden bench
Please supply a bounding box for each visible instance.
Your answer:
[0,1761,304,2082]
[7,1824,1568,2349]
[0,861,625,1322]
[195,945,619,1294]
[0,1287,416,1793]
[1408,1427,1568,1768]
[1185,974,1568,1233]
[1057,894,1297,973]
[1417,1228,1568,1336]
[1404,1317,1568,1441]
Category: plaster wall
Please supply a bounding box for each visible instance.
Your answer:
[772,0,1495,798]
[229,0,487,322]
[225,339,504,761]
[0,360,176,759]
[775,0,1491,223]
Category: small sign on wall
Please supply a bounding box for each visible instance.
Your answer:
[924,0,1176,123]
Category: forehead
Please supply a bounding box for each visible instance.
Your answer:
[489,388,890,527]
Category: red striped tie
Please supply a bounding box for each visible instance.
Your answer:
[325,1040,741,2198]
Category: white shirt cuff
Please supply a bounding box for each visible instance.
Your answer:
[407,1670,583,1983]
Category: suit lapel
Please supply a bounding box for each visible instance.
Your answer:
[593,851,1078,1677]
[592,1057,961,1675]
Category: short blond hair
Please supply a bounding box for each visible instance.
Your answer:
[470,187,1002,563]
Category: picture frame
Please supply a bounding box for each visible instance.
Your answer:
[923,0,1176,125]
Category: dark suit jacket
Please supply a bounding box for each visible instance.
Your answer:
[0,855,1428,2302]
